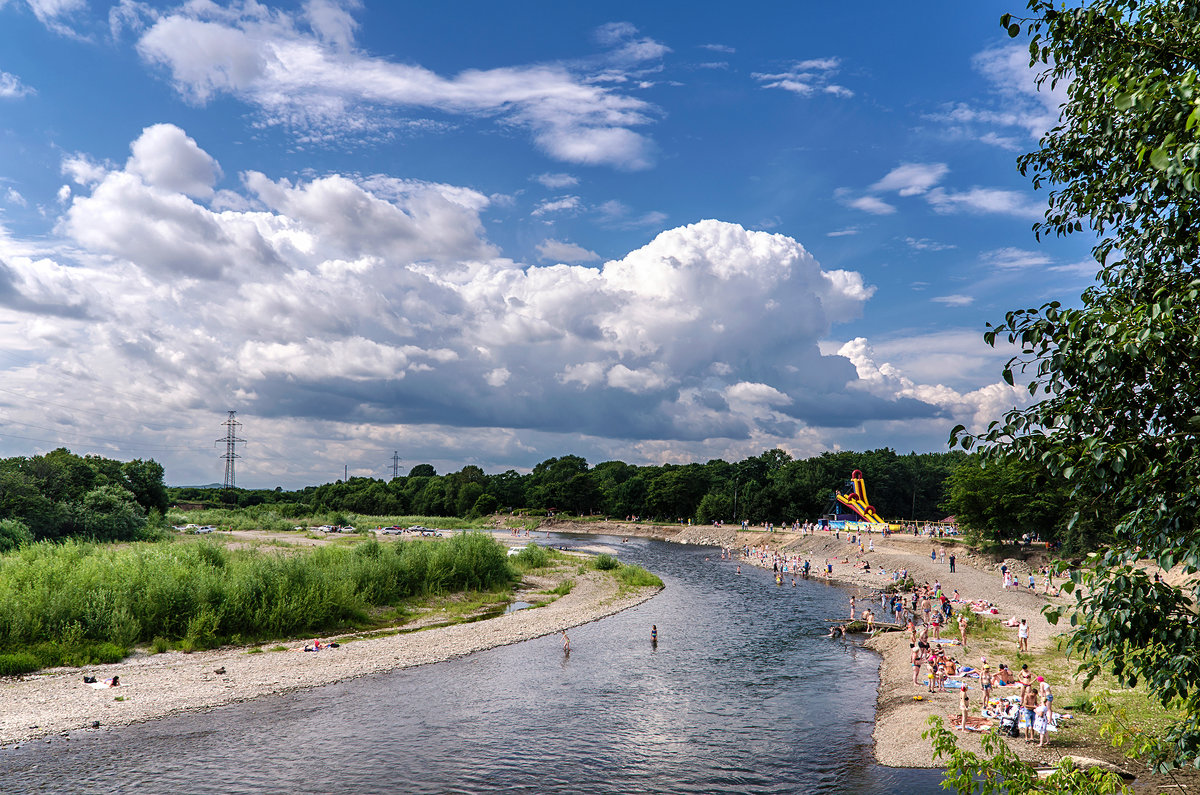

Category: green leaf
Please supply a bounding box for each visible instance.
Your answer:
[1008,22,1020,37]
[1150,147,1170,171]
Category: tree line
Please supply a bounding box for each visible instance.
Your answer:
[174,448,966,526]
[0,445,1114,555]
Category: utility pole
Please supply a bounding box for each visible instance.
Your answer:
[391,450,401,479]
[217,411,244,493]
[344,464,348,482]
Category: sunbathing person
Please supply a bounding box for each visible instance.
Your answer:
[993,664,1016,685]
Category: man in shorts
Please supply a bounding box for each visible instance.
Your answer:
[1021,685,1040,741]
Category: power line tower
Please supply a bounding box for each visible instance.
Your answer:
[391,450,401,479]
[217,411,245,491]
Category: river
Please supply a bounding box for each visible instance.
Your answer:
[0,533,945,793]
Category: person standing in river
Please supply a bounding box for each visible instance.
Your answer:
[561,631,570,652]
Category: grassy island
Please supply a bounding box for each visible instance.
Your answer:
[0,531,665,676]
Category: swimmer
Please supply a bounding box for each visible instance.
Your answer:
[561,631,570,652]
[651,625,658,644]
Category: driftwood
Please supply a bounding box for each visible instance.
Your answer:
[823,619,905,633]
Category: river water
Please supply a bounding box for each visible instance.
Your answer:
[0,534,945,794]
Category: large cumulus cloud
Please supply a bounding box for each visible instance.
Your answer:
[0,124,968,483]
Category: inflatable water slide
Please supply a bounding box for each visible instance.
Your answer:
[835,469,887,524]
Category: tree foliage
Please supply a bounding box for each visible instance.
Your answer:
[925,717,1131,794]
[0,449,161,542]
[952,0,1200,772]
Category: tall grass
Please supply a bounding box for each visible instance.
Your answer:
[614,563,663,588]
[166,508,496,532]
[0,533,513,674]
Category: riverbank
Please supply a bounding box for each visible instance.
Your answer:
[539,519,1165,783]
[0,546,660,747]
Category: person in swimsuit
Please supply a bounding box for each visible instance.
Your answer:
[959,685,970,731]
[1018,665,1033,698]
[1039,676,1053,725]
[561,631,570,652]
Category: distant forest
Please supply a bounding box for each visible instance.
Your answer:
[170,448,968,526]
[0,446,1108,553]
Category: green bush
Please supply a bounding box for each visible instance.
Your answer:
[614,564,663,588]
[0,652,40,676]
[0,519,33,552]
[545,579,574,596]
[512,544,549,569]
[595,553,619,570]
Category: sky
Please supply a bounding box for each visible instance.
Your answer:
[0,0,1098,488]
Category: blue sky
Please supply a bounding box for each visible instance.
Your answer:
[0,0,1096,488]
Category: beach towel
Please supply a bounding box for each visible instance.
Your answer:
[950,715,993,731]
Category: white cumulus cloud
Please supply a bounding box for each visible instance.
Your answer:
[0,126,969,485]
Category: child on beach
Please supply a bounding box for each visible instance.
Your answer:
[959,685,970,731]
